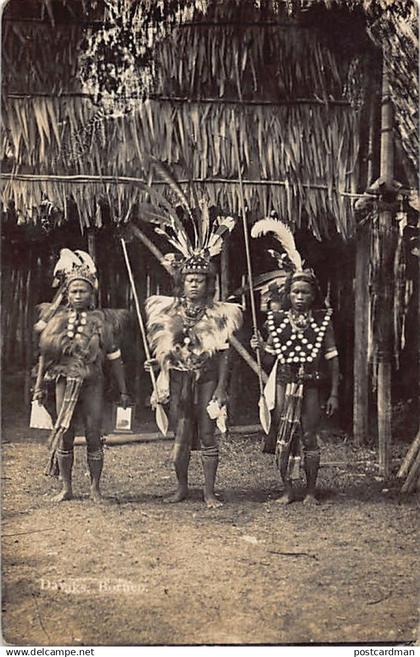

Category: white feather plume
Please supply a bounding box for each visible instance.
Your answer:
[74,250,97,274]
[52,248,97,288]
[53,249,82,278]
[251,218,303,271]
[206,215,236,257]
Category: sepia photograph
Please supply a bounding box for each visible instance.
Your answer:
[1,0,418,650]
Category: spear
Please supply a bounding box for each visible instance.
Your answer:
[232,122,271,434]
[120,238,168,436]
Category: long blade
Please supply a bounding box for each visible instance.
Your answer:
[259,395,271,435]
[156,403,169,436]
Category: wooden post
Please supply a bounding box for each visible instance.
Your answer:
[220,236,230,300]
[353,97,376,446]
[23,263,32,408]
[87,228,96,263]
[353,226,370,445]
[377,62,395,478]
[87,228,100,307]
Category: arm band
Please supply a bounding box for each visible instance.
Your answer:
[106,349,121,361]
[325,348,338,361]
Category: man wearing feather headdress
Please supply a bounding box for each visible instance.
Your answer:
[32,249,130,503]
[251,215,339,505]
[141,164,242,508]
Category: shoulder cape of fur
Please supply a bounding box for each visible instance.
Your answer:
[145,295,243,366]
[36,307,130,379]
[37,304,130,336]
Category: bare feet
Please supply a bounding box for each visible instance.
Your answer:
[164,487,188,504]
[204,493,223,509]
[276,491,294,505]
[303,492,320,506]
[89,487,106,503]
[51,489,73,502]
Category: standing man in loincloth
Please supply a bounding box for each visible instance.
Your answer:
[141,189,242,508]
[33,249,130,503]
[251,217,339,505]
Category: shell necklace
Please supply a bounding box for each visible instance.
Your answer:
[66,309,88,339]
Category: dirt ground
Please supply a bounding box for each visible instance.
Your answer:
[1,399,419,648]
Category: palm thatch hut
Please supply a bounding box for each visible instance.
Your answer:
[1,0,418,462]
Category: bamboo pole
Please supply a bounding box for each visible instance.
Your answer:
[6,92,350,107]
[353,227,370,445]
[230,335,268,385]
[220,236,230,300]
[353,96,376,446]
[377,61,395,479]
[23,264,32,408]
[130,224,170,270]
[1,172,361,194]
[87,229,100,307]
[397,429,420,479]
[87,229,96,262]
[401,447,420,493]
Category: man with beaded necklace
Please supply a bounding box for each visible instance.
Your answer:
[145,252,242,509]
[33,249,129,503]
[251,217,339,505]
[139,174,242,509]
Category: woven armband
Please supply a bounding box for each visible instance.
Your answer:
[324,348,338,361]
[106,349,121,361]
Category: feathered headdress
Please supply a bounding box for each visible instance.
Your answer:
[251,212,316,306]
[53,249,98,290]
[138,160,236,277]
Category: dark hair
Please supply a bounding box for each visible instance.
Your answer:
[173,271,217,305]
[275,272,325,311]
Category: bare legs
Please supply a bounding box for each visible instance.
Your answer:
[301,388,321,505]
[169,377,222,507]
[274,384,321,505]
[51,378,75,502]
[165,443,190,503]
[52,378,105,503]
[51,449,74,502]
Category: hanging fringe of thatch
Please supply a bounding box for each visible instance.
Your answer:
[155,18,352,101]
[2,97,360,237]
[1,173,357,237]
[1,21,83,95]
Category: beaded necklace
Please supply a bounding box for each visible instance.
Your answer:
[66,308,88,339]
[180,299,206,326]
[266,308,332,365]
[178,299,207,348]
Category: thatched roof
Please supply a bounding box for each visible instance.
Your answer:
[1,0,417,239]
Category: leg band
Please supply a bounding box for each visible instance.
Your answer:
[303,449,321,464]
[87,447,104,461]
[201,444,219,459]
[301,431,320,453]
[56,448,73,457]
[288,455,302,480]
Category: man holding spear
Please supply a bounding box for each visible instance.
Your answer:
[250,216,340,505]
[127,168,242,508]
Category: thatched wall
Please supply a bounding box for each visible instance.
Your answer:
[2,0,377,239]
